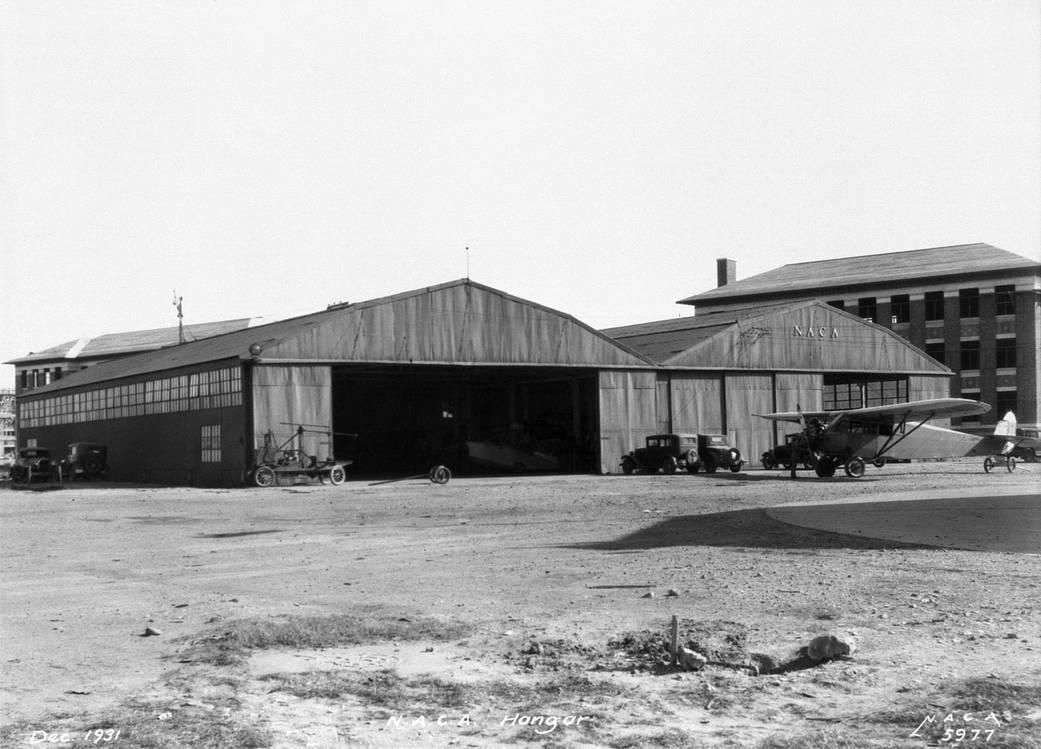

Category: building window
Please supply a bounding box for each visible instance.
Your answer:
[925,342,945,366]
[201,424,222,463]
[959,340,980,370]
[924,291,944,321]
[996,338,1016,369]
[995,390,1018,418]
[858,297,877,322]
[959,288,979,318]
[995,284,1016,315]
[823,375,908,410]
[890,295,910,324]
[827,300,845,311]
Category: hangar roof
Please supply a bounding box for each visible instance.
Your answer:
[604,300,952,374]
[5,318,264,366]
[24,280,655,395]
[679,243,1041,306]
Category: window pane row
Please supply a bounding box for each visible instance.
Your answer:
[19,367,241,428]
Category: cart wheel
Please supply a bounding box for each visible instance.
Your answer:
[329,465,347,485]
[429,465,451,484]
[984,456,995,473]
[1006,457,1017,473]
[253,466,276,487]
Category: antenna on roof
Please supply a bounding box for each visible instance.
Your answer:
[172,290,184,344]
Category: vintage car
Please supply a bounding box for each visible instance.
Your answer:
[10,446,56,482]
[694,433,745,473]
[761,432,815,471]
[63,442,108,479]
[621,434,701,474]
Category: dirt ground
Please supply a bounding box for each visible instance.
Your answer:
[1,461,1039,748]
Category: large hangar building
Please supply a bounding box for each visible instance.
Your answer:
[16,280,951,485]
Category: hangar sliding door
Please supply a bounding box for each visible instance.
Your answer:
[598,370,658,473]
[669,373,724,434]
[253,365,333,459]
[725,374,774,468]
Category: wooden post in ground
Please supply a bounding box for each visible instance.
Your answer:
[670,615,679,666]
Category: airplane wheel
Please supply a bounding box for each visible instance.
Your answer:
[844,456,866,478]
[984,456,995,473]
[429,465,452,484]
[1006,457,1017,473]
[872,457,886,468]
[815,458,837,478]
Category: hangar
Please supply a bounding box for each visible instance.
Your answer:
[16,280,952,485]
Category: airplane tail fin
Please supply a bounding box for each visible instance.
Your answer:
[994,411,1017,455]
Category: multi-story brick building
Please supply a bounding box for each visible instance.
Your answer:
[678,243,1041,430]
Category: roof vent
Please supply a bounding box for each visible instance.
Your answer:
[716,258,736,287]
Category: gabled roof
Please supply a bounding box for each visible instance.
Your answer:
[5,318,265,366]
[24,280,655,395]
[679,243,1041,306]
[605,300,952,374]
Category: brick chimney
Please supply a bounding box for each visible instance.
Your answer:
[716,258,736,287]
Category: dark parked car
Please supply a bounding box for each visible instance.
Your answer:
[63,442,108,479]
[621,434,701,474]
[10,446,56,482]
[761,432,815,471]
[695,434,744,473]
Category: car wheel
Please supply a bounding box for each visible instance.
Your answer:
[253,466,276,487]
[844,456,866,478]
[328,465,346,485]
[84,455,104,475]
[621,457,636,475]
[703,455,717,473]
[1006,457,1017,473]
[762,454,776,470]
[662,456,678,474]
[983,456,995,473]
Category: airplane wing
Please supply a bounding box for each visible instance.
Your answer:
[830,398,991,426]
[756,398,990,426]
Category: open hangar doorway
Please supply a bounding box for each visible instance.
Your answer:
[331,365,601,477]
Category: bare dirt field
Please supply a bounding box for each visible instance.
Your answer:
[1,461,1039,748]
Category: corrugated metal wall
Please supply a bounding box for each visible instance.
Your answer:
[253,365,333,458]
[669,373,724,434]
[598,370,658,473]
[724,374,775,466]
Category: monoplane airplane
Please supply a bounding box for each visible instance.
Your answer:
[757,398,1022,478]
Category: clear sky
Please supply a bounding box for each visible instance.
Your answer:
[2,0,1039,384]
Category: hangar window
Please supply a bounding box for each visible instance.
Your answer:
[996,338,1016,369]
[995,285,1016,315]
[959,288,979,318]
[996,390,1017,417]
[858,298,877,323]
[924,291,944,321]
[959,340,980,371]
[890,295,910,323]
[925,342,945,366]
[201,424,222,463]
[823,375,908,410]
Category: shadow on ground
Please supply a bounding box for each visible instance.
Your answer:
[567,507,937,551]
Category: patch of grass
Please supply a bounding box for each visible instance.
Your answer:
[180,612,471,666]
[951,677,1041,715]
[754,727,885,749]
[608,728,711,748]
